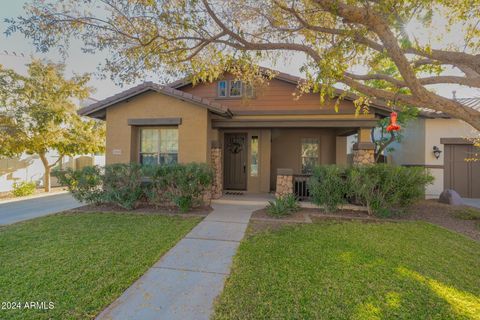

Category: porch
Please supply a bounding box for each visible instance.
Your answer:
[209,126,376,199]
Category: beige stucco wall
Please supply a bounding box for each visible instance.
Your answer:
[270,128,337,188]
[105,91,210,164]
[424,119,477,198]
[390,118,478,198]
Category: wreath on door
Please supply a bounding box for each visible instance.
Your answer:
[227,138,243,154]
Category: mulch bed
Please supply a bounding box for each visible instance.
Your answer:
[68,203,212,217]
[400,200,480,242]
[251,209,311,223]
[250,200,480,242]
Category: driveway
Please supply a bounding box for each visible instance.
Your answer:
[463,198,480,209]
[0,193,81,225]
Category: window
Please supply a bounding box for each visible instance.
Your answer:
[230,80,242,97]
[245,83,255,98]
[140,128,178,165]
[250,136,259,177]
[301,138,319,174]
[218,80,227,97]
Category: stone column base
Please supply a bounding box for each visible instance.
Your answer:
[275,168,294,198]
[352,142,375,165]
[211,146,223,199]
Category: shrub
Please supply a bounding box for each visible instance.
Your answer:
[308,165,348,212]
[347,165,434,217]
[103,163,144,210]
[12,181,36,197]
[266,194,300,217]
[145,163,213,212]
[55,163,214,212]
[54,166,104,204]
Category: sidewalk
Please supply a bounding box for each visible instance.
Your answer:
[96,197,266,320]
[0,192,80,225]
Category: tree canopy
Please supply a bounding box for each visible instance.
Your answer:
[7,0,480,130]
[0,60,105,191]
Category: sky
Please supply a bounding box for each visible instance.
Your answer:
[0,0,478,101]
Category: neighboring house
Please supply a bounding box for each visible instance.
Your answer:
[0,154,105,193]
[389,97,480,199]
[0,98,105,193]
[79,70,398,198]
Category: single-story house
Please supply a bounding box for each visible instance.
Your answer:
[78,69,479,199]
[388,97,480,199]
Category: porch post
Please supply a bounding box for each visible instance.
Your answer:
[211,141,223,199]
[275,168,294,198]
[353,128,375,165]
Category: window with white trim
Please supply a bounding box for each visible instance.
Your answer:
[229,80,242,97]
[218,80,227,97]
[301,138,319,174]
[245,83,255,98]
[140,128,178,165]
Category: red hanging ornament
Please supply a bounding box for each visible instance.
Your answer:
[386,111,401,132]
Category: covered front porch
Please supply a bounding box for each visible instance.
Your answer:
[209,123,376,198]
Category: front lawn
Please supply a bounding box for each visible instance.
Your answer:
[0,212,200,319]
[214,221,480,319]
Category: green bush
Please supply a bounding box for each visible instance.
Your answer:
[56,163,214,212]
[266,194,300,217]
[54,166,104,204]
[308,165,348,212]
[347,165,434,217]
[145,163,213,212]
[12,181,36,197]
[103,163,144,210]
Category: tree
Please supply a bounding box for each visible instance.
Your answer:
[371,107,418,162]
[6,0,480,129]
[0,60,105,192]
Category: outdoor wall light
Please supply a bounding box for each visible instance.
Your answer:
[433,146,442,159]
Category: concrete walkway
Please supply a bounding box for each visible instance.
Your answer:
[97,197,267,320]
[0,193,81,225]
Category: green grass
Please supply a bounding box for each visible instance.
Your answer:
[214,221,480,320]
[0,212,200,320]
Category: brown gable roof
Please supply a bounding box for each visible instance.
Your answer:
[78,81,232,119]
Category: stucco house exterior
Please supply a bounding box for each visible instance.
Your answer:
[79,70,397,198]
[79,73,478,197]
[388,98,480,199]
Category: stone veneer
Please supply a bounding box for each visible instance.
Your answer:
[275,168,294,198]
[352,142,375,165]
[211,146,223,199]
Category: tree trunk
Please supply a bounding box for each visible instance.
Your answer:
[39,153,51,192]
[44,166,51,193]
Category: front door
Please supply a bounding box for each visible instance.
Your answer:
[224,133,247,190]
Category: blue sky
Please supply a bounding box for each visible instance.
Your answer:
[0,0,478,101]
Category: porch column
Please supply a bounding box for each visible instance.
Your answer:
[275,168,294,198]
[353,128,375,165]
[211,141,223,199]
